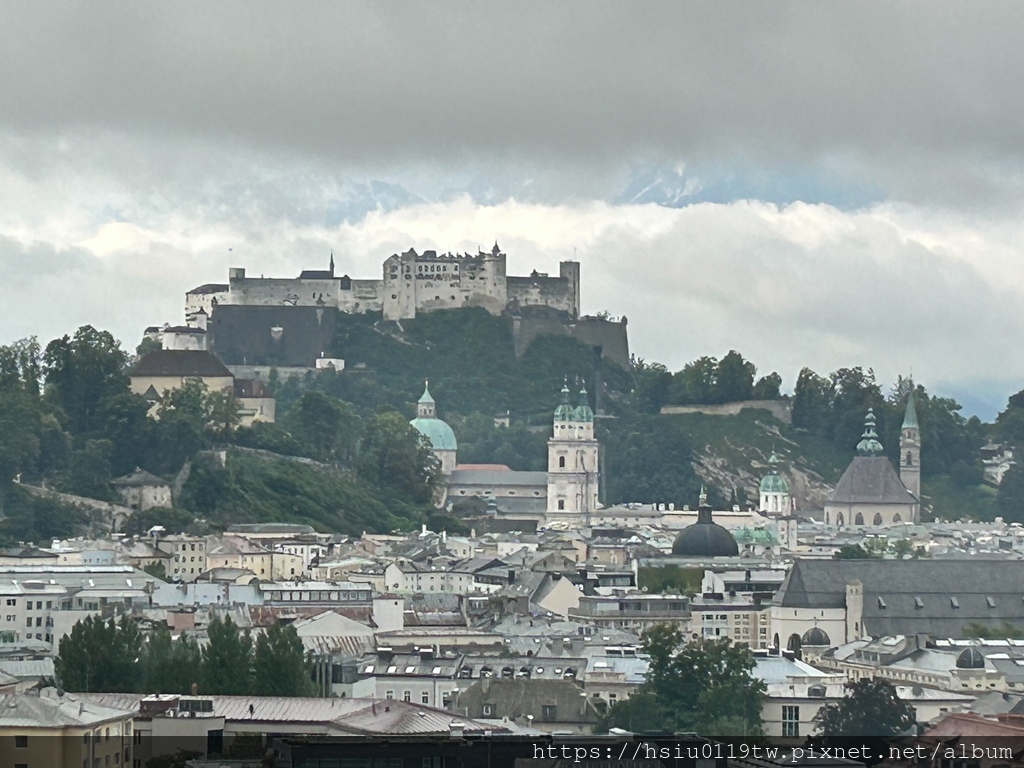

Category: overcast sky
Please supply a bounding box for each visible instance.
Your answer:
[2,2,1023,418]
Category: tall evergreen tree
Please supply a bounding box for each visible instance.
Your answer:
[252,621,314,696]
[200,615,253,695]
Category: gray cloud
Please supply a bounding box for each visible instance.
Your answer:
[3,3,1024,186]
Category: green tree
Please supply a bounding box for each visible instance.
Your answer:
[998,464,1024,523]
[670,356,717,405]
[834,544,881,560]
[63,438,115,500]
[752,371,783,400]
[814,678,915,737]
[357,410,439,504]
[285,391,361,463]
[55,615,143,693]
[714,350,756,403]
[631,358,673,413]
[792,367,833,435]
[252,621,315,696]
[0,388,43,483]
[200,615,253,695]
[43,326,130,436]
[996,388,1024,447]
[598,624,764,736]
[136,336,162,358]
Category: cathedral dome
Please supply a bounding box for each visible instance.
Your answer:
[672,493,739,557]
[409,382,458,451]
[410,417,458,451]
[801,627,831,647]
[956,646,986,670]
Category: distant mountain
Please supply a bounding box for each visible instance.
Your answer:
[323,179,429,224]
[614,160,883,210]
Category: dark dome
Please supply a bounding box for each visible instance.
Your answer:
[801,627,831,647]
[956,646,986,670]
[672,506,739,557]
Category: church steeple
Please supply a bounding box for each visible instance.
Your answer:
[856,409,883,456]
[900,386,921,498]
[329,250,335,276]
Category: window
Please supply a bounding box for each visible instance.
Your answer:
[5,599,14,606]
[482,704,494,716]
[386,691,394,699]
[421,692,430,704]
[782,705,800,737]
[15,734,28,748]
[541,705,557,722]
[558,456,566,468]
[557,500,565,510]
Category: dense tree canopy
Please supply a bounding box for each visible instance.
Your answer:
[815,678,916,737]
[598,624,764,736]
[56,615,311,696]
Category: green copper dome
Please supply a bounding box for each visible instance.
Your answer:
[759,473,789,494]
[554,381,574,421]
[574,386,594,423]
[410,381,457,451]
[759,451,789,493]
[856,409,883,456]
[410,416,458,451]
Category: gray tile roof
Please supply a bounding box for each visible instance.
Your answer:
[779,559,1024,637]
[828,456,917,505]
[131,350,232,378]
[448,469,547,487]
[0,691,135,727]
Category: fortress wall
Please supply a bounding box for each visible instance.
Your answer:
[339,279,383,313]
[507,276,576,314]
[511,316,630,369]
[229,277,339,307]
[185,289,228,316]
[659,399,792,423]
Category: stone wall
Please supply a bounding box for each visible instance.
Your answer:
[660,399,792,424]
[511,315,630,369]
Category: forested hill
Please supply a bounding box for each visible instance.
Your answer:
[1,311,1021,544]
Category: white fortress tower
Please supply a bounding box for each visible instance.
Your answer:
[546,382,600,523]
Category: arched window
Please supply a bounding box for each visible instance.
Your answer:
[873,512,884,526]
[787,634,802,657]
[854,513,864,526]
[558,456,566,468]
[905,451,913,466]
[836,512,845,527]
[893,513,902,523]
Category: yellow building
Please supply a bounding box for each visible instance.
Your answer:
[0,689,136,768]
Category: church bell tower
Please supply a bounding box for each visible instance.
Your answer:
[546,381,600,523]
[900,388,921,499]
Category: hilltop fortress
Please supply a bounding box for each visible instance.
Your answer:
[186,243,579,321]
[177,244,629,370]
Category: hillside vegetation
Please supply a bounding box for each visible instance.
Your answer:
[1,309,1018,543]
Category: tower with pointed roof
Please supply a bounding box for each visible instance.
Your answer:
[899,388,921,499]
[759,450,792,515]
[409,381,458,475]
[546,381,600,522]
